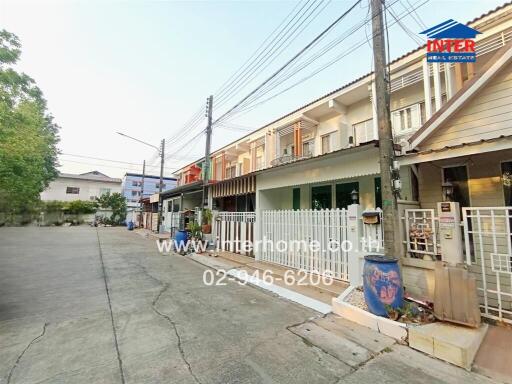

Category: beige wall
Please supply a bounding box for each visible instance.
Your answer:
[418,149,512,210]
[420,62,512,151]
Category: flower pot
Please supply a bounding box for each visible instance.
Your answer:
[363,254,403,317]
[202,224,211,234]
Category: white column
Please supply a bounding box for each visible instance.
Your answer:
[371,82,378,140]
[274,130,280,158]
[432,62,442,111]
[347,203,364,286]
[422,59,432,120]
[444,63,454,100]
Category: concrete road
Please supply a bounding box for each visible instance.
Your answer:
[0,227,496,384]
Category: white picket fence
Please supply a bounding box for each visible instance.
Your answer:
[215,212,256,256]
[260,209,349,281]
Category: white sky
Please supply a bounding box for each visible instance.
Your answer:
[0,0,505,178]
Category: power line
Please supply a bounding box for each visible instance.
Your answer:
[212,0,308,104]
[61,152,194,165]
[214,0,363,126]
[214,0,331,110]
[219,0,428,121]
[219,0,403,118]
[59,158,178,172]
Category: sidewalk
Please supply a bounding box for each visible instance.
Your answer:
[188,250,348,314]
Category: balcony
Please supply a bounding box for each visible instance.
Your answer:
[270,153,312,167]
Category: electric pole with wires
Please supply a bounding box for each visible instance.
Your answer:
[370,0,402,258]
[202,95,213,208]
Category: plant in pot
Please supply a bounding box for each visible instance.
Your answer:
[188,220,205,253]
[201,209,212,234]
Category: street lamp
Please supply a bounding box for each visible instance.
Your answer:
[117,132,166,232]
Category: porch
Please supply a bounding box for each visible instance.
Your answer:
[400,145,512,324]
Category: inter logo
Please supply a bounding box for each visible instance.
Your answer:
[420,19,481,63]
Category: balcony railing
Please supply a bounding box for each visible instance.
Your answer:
[270,153,312,167]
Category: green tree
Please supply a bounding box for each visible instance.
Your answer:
[0,29,59,219]
[65,200,98,215]
[96,192,127,225]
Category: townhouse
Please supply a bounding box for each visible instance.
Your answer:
[167,3,512,323]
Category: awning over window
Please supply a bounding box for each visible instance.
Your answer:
[212,175,256,198]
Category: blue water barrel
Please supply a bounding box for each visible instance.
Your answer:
[174,230,188,250]
[127,221,134,231]
[363,255,403,317]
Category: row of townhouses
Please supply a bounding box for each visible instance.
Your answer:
[159,3,512,324]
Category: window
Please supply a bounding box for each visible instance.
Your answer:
[66,187,80,194]
[215,158,223,180]
[321,134,332,154]
[302,140,314,157]
[374,177,382,208]
[256,145,265,169]
[155,182,166,190]
[293,188,301,210]
[502,162,512,205]
[132,180,140,187]
[336,182,359,209]
[311,185,332,210]
[99,188,110,196]
[131,190,140,197]
[391,104,421,134]
[225,165,236,179]
[443,166,470,208]
[352,119,374,145]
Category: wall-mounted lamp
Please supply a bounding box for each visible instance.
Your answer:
[442,180,454,202]
[351,189,359,204]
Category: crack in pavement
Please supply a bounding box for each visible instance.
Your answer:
[152,283,202,384]
[96,229,126,384]
[7,322,48,384]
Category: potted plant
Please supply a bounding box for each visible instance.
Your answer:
[201,208,212,234]
[188,220,205,253]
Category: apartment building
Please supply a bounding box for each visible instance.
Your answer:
[122,173,177,207]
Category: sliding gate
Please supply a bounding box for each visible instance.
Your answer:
[260,209,349,281]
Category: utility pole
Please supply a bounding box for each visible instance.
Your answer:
[202,95,213,208]
[370,0,401,258]
[140,159,145,228]
[158,139,165,232]
[159,139,165,193]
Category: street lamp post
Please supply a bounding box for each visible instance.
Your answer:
[117,132,166,232]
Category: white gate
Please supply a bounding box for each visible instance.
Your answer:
[215,212,255,256]
[403,209,440,260]
[260,209,349,281]
[463,207,512,324]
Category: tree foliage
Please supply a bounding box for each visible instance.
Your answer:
[96,192,127,225]
[0,29,60,218]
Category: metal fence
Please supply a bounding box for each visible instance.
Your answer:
[463,207,512,324]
